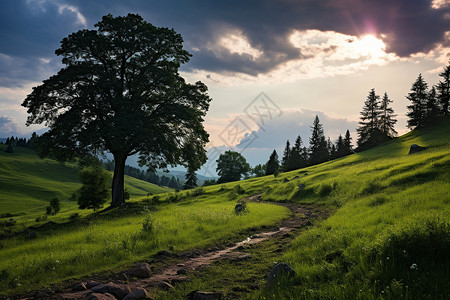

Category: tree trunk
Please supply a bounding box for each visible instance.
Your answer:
[111,153,126,207]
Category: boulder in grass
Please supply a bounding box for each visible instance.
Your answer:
[91,282,131,300]
[234,203,246,214]
[86,293,117,300]
[409,144,426,154]
[123,288,151,300]
[267,262,296,285]
[298,184,306,190]
[126,262,151,279]
[157,281,174,290]
[187,290,223,300]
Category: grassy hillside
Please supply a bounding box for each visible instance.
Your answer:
[0,146,170,227]
[0,118,448,298]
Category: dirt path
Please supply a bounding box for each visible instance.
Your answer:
[15,195,328,300]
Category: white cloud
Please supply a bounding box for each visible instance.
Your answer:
[431,0,450,9]
[220,31,263,60]
[57,4,87,27]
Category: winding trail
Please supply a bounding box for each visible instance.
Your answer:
[16,195,328,300]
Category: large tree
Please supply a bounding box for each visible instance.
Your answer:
[22,14,211,206]
[406,74,428,129]
[308,115,328,165]
[216,151,250,183]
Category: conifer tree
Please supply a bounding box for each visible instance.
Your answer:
[437,62,450,115]
[425,86,440,124]
[357,89,383,149]
[343,130,353,155]
[406,74,428,129]
[281,140,291,172]
[287,135,306,170]
[309,115,329,165]
[335,135,345,158]
[379,92,397,138]
[184,168,197,189]
[266,150,280,175]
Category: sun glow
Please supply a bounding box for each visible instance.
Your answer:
[356,35,386,58]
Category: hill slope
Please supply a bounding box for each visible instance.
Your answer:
[0,145,169,217]
[0,118,448,299]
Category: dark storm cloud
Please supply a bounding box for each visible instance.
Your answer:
[0,0,448,84]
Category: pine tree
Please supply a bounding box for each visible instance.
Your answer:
[184,168,197,189]
[406,74,428,129]
[281,140,291,172]
[437,62,450,115]
[335,135,345,158]
[265,150,280,175]
[379,92,397,138]
[326,137,333,160]
[357,89,383,149]
[287,135,306,170]
[343,130,353,155]
[425,86,440,124]
[309,115,329,165]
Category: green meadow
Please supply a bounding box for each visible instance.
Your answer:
[0,117,449,298]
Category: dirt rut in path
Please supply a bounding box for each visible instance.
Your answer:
[17,196,327,300]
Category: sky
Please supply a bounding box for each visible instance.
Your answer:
[0,0,449,176]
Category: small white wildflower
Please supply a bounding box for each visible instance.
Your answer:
[362,247,366,251]
[55,260,60,263]
[386,256,390,260]
[410,263,418,270]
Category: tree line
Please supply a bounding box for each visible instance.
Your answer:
[1,133,38,153]
[263,115,353,176]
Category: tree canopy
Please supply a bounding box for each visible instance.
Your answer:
[22,14,211,206]
[216,151,250,183]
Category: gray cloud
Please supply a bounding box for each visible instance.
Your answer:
[0,0,448,84]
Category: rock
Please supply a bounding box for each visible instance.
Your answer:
[409,144,426,154]
[126,263,151,279]
[86,281,102,289]
[123,288,151,300]
[187,290,223,300]
[267,262,296,285]
[34,291,48,298]
[298,184,306,190]
[310,214,319,218]
[157,281,174,290]
[177,268,187,275]
[86,293,117,300]
[71,282,87,291]
[283,178,289,183]
[234,203,246,214]
[91,282,131,299]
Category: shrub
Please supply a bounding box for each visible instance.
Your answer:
[360,180,383,195]
[234,184,246,195]
[318,184,333,197]
[50,197,60,215]
[45,206,53,216]
[142,215,156,233]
